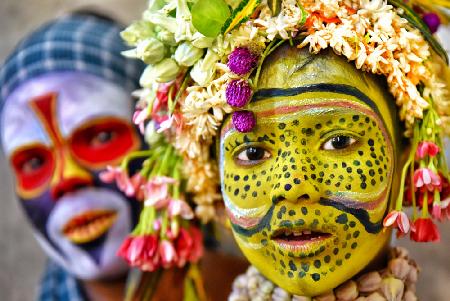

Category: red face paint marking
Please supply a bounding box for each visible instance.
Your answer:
[70,117,140,168]
[11,144,55,192]
[28,93,66,183]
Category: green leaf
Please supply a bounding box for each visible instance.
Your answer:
[222,0,261,34]
[192,0,231,38]
[388,0,448,65]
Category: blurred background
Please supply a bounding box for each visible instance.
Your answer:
[0,1,449,300]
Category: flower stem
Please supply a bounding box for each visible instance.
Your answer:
[396,157,412,211]
[422,190,429,218]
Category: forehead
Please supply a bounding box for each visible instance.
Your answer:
[1,72,132,156]
[254,46,396,132]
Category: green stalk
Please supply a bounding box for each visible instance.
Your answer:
[253,39,285,87]
[422,190,429,218]
[170,74,190,113]
[120,150,154,170]
[396,157,412,211]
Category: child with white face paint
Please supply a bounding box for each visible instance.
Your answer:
[0,12,144,300]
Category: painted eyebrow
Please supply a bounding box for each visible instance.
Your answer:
[252,83,381,117]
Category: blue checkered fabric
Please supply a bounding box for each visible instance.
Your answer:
[37,261,87,301]
[0,13,144,112]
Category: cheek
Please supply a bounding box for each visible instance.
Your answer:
[20,191,55,233]
[222,166,272,209]
[301,117,391,197]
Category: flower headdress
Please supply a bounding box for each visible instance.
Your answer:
[106,0,450,279]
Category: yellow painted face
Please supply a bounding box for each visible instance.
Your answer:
[219,46,404,296]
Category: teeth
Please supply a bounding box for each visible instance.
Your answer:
[303,230,311,235]
[293,231,302,236]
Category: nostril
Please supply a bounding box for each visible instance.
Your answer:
[297,194,310,201]
[272,195,285,204]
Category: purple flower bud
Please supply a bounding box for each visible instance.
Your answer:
[423,13,441,34]
[232,111,256,133]
[227,47,259,75]
[226,79,252,108]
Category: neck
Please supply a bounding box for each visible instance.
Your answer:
[82,277,126,301]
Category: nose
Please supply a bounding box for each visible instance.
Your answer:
[51,177,93,199]
[270,174,321,205]
[50,148,93,200]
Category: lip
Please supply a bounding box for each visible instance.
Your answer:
[270,227,333,256]
[62,209,118,244]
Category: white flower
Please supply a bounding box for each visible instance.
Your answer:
[174,42,204,66]
[144,11,178,33]
[191,32,215,48]
[140,58,180,86]
[157,29,177,46]
[122,37,165,64]
[190,49,220,86]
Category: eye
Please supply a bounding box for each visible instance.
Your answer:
[21,156,45,174]
[11,145,55,191]
[90,130,115,147]
[322,135,356,150]
[236,146,271,164]
[70,119,140,166]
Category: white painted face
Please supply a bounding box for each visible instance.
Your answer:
[1,71,142,280]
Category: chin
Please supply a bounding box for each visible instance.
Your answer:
[37,188,133,280]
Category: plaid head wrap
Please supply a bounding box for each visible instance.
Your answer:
[0,13,144,112]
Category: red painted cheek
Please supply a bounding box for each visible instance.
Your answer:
[70,119,140,167]
[11,145,55,191]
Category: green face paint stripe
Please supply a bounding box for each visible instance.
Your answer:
[318,197,388,234]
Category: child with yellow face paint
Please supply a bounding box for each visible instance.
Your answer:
[115,0,449,299]
[221,45,407,297]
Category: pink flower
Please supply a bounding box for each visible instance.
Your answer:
[133,109,149,134]
[187,226,203,263]
[168,199,194,219]
[156,113,183,134]
[410,218,440,242]
[416,141,440,159]
[99,165,132,193]
[440,199,450,221]
[130,173,147,200]
[159,240,178,268]
[154,74,183,111]
[383,210,411,233]
[431,203,442,220]
[99,165,122,183]
[117,235,160,271]
[157,115,175,133]
[144,176,177,208]
[413,168,441,191]
[175,228,194,267]
[173,226,204,268]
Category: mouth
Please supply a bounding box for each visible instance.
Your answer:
[271,228,333,255]
[62,210,118,244]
